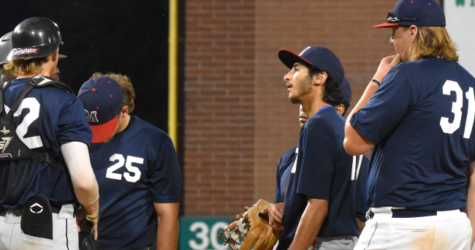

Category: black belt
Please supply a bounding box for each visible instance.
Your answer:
[369,208,465,219]
[49,201,63,214]
[2,201,64,214]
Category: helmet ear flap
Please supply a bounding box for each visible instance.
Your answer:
[8,17,63,61]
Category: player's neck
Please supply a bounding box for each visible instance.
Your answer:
[116,114,131,134]
[303,99,331,119]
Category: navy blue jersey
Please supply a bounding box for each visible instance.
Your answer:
[278,107,359,249]
[89,116,182,250]
[0,78,92,209]
[351,57,475,211]
[274,146,297,203]
[354,155,370,222]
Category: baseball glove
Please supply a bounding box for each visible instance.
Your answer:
[219,199,282,250]
[79,219,101,250]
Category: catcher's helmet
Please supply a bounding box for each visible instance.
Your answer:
[0,32,12,65]
[7,17,63,61]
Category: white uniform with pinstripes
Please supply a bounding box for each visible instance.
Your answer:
[0,204,78,250]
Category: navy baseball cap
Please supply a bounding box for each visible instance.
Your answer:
[342,78,352,106]
[374,0,445,28]
[278,46,345,84]
[78,76,124,143]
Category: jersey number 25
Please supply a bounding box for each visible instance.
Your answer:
[106,154,144,183]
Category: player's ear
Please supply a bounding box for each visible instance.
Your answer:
[51,49,59,63]
[409,25,418,42]
[313,72,327,86]
[121,106,129,116]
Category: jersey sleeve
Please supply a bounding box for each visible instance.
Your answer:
[350,66,414,145]
[297,118,336,200]
[274,155,285,203]
[147,132,182,203]
[58,95,92,146]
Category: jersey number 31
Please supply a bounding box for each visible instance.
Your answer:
[440,80,475,139]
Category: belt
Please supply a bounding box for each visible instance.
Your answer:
[369,208,465,219]
[2,201,64,214]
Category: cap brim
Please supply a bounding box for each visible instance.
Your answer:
[58,53,67,60]
[90,115,119,143]
[373,22,399,28]
[278,49,314,69]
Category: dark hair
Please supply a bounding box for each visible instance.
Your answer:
[308,66,344,107]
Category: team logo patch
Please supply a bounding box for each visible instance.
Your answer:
[85,110,99,123]
[30,203,43,214]
[13,47,39,56]
[0,126,10,135]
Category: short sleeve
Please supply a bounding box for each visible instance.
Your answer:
[147,133,182,203]
[350,67,414,145]
[297,118,336,200]
[58,96,92,146]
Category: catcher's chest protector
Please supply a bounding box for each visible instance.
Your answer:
[0,76,73,162]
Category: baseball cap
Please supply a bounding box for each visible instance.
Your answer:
[374,0,445,28]
[341,78,352,106]
[278,46,345,84]
[78,76,124,143]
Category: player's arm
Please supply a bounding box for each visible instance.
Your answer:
[344,55,400,155]
[288,198,328,250]
[466,161,475,245]
[154,202,180,250]
[61,141,99,237]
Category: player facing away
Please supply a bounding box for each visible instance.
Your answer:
[344,0,475,249]
[271,46,360,250]
[0,17,99,249]
[78,73,183,250]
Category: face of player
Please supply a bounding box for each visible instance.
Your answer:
[299,105,308,128]
[284,63,313,104]
[390,26,412,62]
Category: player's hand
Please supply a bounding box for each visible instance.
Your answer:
[373,54,401,83]
[265,203,284,231]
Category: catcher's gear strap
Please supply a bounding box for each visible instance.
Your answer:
[0,76,73,163]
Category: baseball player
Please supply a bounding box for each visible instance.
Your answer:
[0,17,99,249]
[0,32,16,84]
[344,0,475,249]
[272,78,370,228]
[0,31,65,84]
[271,46,360,250]
[78,73,182,250]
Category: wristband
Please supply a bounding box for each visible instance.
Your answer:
[82,206,99,220]
[371,79,382,87]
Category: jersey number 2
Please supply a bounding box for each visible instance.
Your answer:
[440,80,475,139]
[4,98,43,149]
[106,154,144,183]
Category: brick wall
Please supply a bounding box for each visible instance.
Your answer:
[183,0,256,215]
[183,0,437,215]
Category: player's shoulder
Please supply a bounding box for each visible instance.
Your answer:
[133,116,174,144]
[306,108,342,129]
[280,145,297,162]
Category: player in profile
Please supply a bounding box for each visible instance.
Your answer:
[0,17,99,249]
[270,46,360,250]
[78,73,182,250]
[268,77,369,249]
[344,0,475,249]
